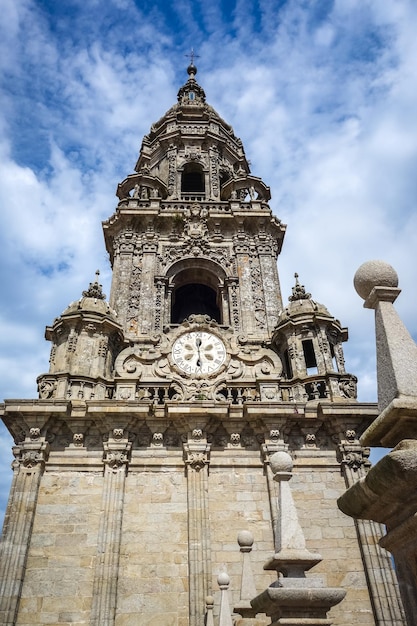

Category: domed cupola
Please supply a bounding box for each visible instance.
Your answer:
[272,274,357,402]
[114,62,264,203]
[37,271,125,401]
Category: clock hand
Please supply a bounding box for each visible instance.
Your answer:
[195,337,202,370]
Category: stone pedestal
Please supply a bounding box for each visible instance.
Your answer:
[251,450,345,625]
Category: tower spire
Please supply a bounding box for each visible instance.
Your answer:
[185,48,200,78]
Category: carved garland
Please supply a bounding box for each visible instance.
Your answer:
[154,279,165,332]
[250,258,266,329]
[210,147,219,198]
[126,262,143,330]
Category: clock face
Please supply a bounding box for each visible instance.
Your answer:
[172,331,227,376]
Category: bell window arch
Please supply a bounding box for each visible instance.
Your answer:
[167,260,227,326]
[171,283,221,324]
[181,162,205,194]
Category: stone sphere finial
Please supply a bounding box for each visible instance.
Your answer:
[217,572,230,587]
[237,530,254,549]
[269,450,293,475]
[187,63,197,77]
[354,260,399,300]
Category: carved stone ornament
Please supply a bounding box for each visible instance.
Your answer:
[230,433,241,447]
[29,428,41,440]
[38,378,56,399]
[270,429,280,442]
[73,433,84,446]
[152,432,164,446]
[118,386,134,400]
[340,440,371,472]
[104,451,129,470]
[339,377,357,399]
[20,451,45,469]
[185,451,208,471]
[342,451,370,472]
[345,429,357,442]
[113,428,124,440]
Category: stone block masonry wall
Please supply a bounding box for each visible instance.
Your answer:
[291,464,380,625]
[15,472,103,626]
[2,444,400,626]
[208,456,277,612]
[118,467,189,626]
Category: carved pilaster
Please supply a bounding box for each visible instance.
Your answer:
[184,430,211,626]
[90,430,131,626]
[138,247,157,336]
[0,435,49,625]
[250,256,266,332]
[226,277,240,332]
[338,429,370,484]
[258,249,282,333]
[339,430,404,625]
[154,277,167,332]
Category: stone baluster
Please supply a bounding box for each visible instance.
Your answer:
[184,430,211,626]
[0,433,49,625]
[90,429,131,626]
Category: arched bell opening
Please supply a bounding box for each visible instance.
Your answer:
[171,283,221,323]
[181,162,205,194]
[167,261,226,325]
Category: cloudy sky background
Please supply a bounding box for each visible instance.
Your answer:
[1,0,416,528]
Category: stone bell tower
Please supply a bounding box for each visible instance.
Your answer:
[0,64,404,626]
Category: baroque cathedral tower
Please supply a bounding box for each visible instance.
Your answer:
[0,64,404,625]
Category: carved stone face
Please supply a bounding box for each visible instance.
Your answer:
[172,331,226,376]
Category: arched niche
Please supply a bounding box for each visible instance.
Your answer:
[166,258,227,325]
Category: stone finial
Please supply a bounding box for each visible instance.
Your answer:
[288,273,311,302]
[217,572,233,626]
[82,270,106,300]
[205,595,214,626]
[234,530,258,619]
[237,531,257,600]
[353,261,417,444]
[354,260,399,302]
[266,451,322,575]
[252,453,345,622]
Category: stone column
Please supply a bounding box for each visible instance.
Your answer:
[0,433,49,626]
[90,429,131,626]
[184,430,211,626]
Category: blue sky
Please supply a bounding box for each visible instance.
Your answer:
[1,0,417,528]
